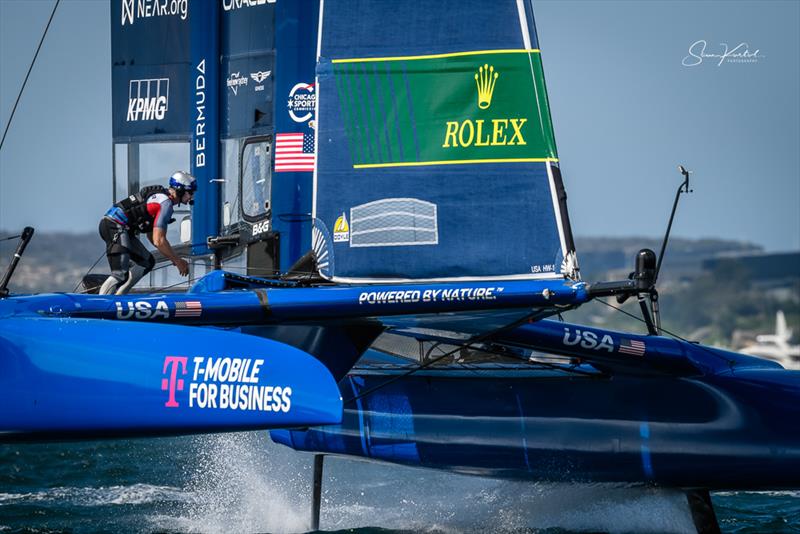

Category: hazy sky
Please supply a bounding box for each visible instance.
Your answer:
[1,0,798,252]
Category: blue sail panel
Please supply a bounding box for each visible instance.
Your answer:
[314,0,573,281]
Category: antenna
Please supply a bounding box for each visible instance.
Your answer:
[588,165,694,336]
[656,165,693,282]
[645,165,693,333]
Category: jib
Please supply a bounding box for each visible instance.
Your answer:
[127,97,167,121]
[562,327,614,352]
[116,300,169,319]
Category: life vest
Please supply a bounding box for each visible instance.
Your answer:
[115,185,167,233]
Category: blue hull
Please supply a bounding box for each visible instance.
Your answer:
[273,365,800,490]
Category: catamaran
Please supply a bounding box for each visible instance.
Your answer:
[1,1,798,532]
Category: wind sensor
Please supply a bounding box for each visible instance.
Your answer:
[588,165,694,334]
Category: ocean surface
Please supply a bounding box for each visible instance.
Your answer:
[0,432,797,534]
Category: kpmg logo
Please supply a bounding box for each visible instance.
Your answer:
[474,64,498,109]
[121,0,188,26]
[161,355,188,408]
[227,72,248,95]
[127,78,169,122]
[441,64,527,149]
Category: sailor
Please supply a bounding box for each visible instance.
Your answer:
[97,171,196,295]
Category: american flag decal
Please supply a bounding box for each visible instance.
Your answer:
[175,301,202,318]
[275,132,315,172]
[619,338,646,356]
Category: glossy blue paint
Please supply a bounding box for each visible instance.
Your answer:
[0,278,587,325]
[0,317,341,441]
[495,319,780,376]
[240,323,382,382]
[272,361,800,489]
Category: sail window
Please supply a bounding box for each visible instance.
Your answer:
[240,137,272,221]
[111,141,192,280]
[350,198,438,248]
[138,143,190,190]
[220,139,241,231]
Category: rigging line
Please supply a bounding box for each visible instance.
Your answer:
[343,310,547,405]
[73,257,194,294]
[0,0,60,152]
[595,298,735,366]
[0,234,22,242]
[450,342,602,377]
[71,250,108,293]
[196,262,320,280]
[433,350,599,377]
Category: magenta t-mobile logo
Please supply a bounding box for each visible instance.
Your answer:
[161,356,188,408]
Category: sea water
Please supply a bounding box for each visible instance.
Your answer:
[0,432,797,533]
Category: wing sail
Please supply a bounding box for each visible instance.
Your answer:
[314,0,577,282]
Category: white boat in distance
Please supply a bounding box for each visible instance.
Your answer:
[740,311,800,370]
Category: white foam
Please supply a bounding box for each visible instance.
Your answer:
[155,432,310,534]
[153,432,698,534]
[0,483,187,507]
[716,490,800,498]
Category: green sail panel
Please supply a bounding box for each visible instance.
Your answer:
[331,50,558,169]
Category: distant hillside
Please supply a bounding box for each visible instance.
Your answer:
[0,231,100,293]
[1,231,766,293]
[575,236,763,282]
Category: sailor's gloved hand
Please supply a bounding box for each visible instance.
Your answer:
[175,258,189,276]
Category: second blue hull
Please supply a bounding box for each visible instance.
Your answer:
[273,365,800,490]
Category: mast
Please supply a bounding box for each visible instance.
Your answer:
[189,0,221,256]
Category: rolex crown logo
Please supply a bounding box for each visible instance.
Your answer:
[474,64,499,110]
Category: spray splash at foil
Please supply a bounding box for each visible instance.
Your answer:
[160,431,697,533]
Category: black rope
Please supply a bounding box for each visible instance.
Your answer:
[72,229,125,292]
[0,234,22,242]
[71,250,108,292]
[0,0,60,152]
[343,310,547,405]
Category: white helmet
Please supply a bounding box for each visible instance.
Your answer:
[168,171,197,193]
